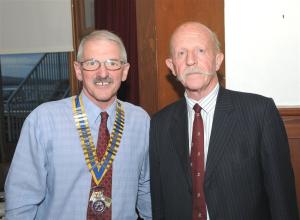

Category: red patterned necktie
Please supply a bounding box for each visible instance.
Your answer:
[191,104,207,220]
[87,111,112,220]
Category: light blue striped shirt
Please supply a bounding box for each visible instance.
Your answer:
[185,83,219,220]
[5,93,152,220]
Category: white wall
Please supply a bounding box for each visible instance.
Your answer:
[225,0,300,106]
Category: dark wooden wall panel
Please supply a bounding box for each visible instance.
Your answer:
[136,0,158,115]
[136,0,224,115]
[155,0,225,111]
[289,138,300,209]
[282,112,300,210]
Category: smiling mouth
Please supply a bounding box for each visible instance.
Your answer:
[95,81,110,86]
[93,77,113,86]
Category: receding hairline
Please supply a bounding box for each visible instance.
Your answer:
[169,22,221,55]
[77,30,127,62]
[83,36,120,50]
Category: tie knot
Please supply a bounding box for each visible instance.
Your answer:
[193,104,202,113]
[100,111,109,123]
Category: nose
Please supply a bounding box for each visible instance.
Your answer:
[96,64,109,78]
[186,51,197,66]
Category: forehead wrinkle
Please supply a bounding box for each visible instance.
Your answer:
[169,22,216,55]
[82,39,122,61]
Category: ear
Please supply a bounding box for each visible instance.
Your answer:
[215,52,224,71]
[121,63,130,81]
[165,58,176,77]
[74,61,83,81]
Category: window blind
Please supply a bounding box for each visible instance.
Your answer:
[0,0,73,54]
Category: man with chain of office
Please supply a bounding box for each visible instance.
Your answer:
[5,30,152,220]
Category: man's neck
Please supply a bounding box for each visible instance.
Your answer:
[186,81,219,101]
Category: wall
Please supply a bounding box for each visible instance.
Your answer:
[136,0,224,115]
[225,0,300,106]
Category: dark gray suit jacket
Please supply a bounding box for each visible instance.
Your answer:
[150,87,299,220]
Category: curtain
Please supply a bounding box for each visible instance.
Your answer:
[94,0,139,105]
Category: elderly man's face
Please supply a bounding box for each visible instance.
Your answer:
[166,23,223,100]
[74,39,129,109]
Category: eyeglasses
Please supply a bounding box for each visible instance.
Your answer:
[80,59,125,71]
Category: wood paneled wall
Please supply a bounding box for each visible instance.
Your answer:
[281,109,300,209]
[136,0,224,116]
[70,0,93,96]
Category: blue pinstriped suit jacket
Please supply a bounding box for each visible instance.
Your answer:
[150,87,299,220]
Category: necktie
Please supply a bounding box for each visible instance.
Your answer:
[87,112,112,220]
[191,104,207,220]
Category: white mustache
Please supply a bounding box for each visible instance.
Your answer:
[93,76,113,85]
[183,67,215,77]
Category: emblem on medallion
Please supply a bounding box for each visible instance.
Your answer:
[92,199,106,213]
[89,189,112,214]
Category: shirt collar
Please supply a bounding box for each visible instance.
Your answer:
[185,83,219,114]
[80,92,117,125]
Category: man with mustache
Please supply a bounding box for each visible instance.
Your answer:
[149,22,299,219]
[5,30,152,220]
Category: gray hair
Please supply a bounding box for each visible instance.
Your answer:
[211,31,221,53]
[77,30,127,62]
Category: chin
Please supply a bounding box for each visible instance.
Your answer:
[187,87,204,92]
[186,81,208,90]
[95,96,113,102]
[185,81,205,89]
[96,92,117,102]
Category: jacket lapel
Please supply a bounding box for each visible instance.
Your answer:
[170,98,192,189]
[205,87,236,183]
